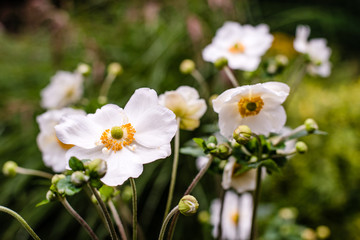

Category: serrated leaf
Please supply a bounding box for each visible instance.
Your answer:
[36,199,50,207]
[69,157,85,171]
[56,176,82,196]
[180,147,205,157]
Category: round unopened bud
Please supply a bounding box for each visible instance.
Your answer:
[2,161,18,177]
[301,228,316,240]
[71,171,90,186]
[51,174,66,185]
[46,190,57,202]
[206,142,216,150]
[178,195,199,216]
[214,57,228,70]
[214,144,231,159]
[304,118,318,133]
[179,59,195,74]
[275,54,289,66]
[198,210,210,224]
[316,225,331,239]
[107,62,123,76]
[85,159,107,178]
[296,141,308,154]
[233,125,252,144]
[76,63,91,76]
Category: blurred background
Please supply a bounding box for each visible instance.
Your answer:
[0,0,360,239]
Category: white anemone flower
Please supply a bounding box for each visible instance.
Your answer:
[41,71,84,109]
[202,21,274,71]
[55,88,177,186]
[294,25,332,77]
[210,191,253,240]
[159,86,207,130]
[213,81,290,138]
[36,108,86,172]
[222,157,257,193]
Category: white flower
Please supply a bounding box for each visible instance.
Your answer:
[55,88,177,186]
[41,71,84,109]
[294,25,332,77]
[36,108,86,172]
[213,81,290,138]
[210,191,253,240]
[196,156,209,170]
[202,21,274,71]
[159,86,207,130]
[222,157,257,193]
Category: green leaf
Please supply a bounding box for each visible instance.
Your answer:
[260,159,281,174]
[36,199,50,207]
[99,185,114,202]
[69,157,85,171]
[56,176,82,196]
[193,138,206,148]
[180,147,205,157]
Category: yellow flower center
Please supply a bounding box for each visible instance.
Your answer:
[56,137,74,150]
[229,42,245,54]
[100,123,136,152]
[238,96,264,117]
[230,211,240,225]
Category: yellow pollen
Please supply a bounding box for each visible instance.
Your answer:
[100,123,136,152]
[230,211,240,225]
[238,96,264,117]
[229,42,245,54]
[56,137,74,150]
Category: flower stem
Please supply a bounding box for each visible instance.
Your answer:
[158,206,179,240]
[167,155,214,239]
[191,70,210,98]
[223,66,239,87]
[164,118,180,220]
[129,178,137,240]
[108,200,128,240]
[0,206,41,240]
[216,189,226,240]
[99,73,116,101]
[89,184,119,240]
[59,198,99,240]
[16,167,53,179]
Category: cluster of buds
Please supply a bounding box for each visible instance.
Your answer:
[204,136,232,160]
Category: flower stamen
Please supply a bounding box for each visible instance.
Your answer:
[229,42,245,54]
[230,211,240,225]
[100,123,136,152]
[238,96,264,117]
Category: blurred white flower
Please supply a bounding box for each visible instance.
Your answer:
[222,157,257,193]
[159,86,207,130]
[213,81,290,138]
[41,71,84,109]
[202,21,273,71]
[55,88,177,186]
[294,25,332,77]
[210,191,253,240]
[196,156,209,170]
[36,108,86,172]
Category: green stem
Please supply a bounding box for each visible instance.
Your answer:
[129,178,137,240]
[59,198,99,240]
[158,206,179,240]
[108,200,128,240]
[0,206,41,240]
[89,184,119,240]
[99,73,116,100]
[223,66,239,87]
[191,70,210,98]
[216,189,226,240]
[16,167,53,179]
[164,118,180,220]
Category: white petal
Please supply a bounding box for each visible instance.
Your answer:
[238,193,253,240]
[88,104,128,130]
[65,146,105,162]
[129,143,171,164]
[202,44,227,63]
[212,87,245,113]
[227,54,261,71]
[261,81,290,104]
[217,102,242,138]
[294,25,310,53]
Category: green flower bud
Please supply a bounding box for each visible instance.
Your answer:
[212,143,231,160]
[214,57,228,70]
[304,118,318,133]
[179,59,195,74]
[51,174,66,185]
[218,160,227,170]
[85,158,107,178]
[178,195,199,216]
[98,96,108,105]
[71,171,90,186]
[233,125,252,145]
[206,142,216,150]
[316,225,331,239]
[46,190,57,202]
[2,161,18,177]
[296,141,308,154]
[275,54,289,66]
[198,210,210,224]
[76,63,91,76]
[107,62,123,76]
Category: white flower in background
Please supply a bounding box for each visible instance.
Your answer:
[41,71,84,109]
[276,127,297,157]
[222,157,257,193]
[159,86,207,130]
[210,191,253,240]
[55,88,177,186]
[294,25,332,77]
[213,81,290,138]
[36,108,86,172]
[202,21,274,71]
[196,156,209,170]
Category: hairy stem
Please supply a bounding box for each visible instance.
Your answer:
[108,200,128,240]
[129,178,137,240]
[158,206,179,240]
[16,167,53,179]
[223,66,239,87]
